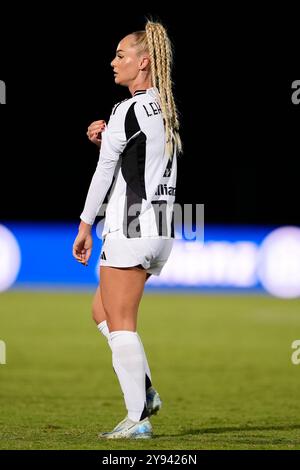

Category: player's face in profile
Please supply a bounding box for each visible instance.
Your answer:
[111,35,141,87]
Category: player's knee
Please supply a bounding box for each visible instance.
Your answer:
[91,304,98,324]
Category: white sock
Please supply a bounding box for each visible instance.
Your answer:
[97,320,112,349]
[137,333,152,387]
[110,330,147,422]
[97,322,152,390]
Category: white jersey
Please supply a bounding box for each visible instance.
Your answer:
[80,87,177,238]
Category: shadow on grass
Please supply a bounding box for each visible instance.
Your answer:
[156,424,300,438]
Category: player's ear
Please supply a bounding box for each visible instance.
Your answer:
[139,55,150,71]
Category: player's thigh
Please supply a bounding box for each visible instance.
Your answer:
[92,273,150,325]
[100,266,147,329]
[92,286,107,324]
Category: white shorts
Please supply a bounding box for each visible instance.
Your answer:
[99,230,174,276]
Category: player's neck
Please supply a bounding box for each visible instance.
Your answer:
[129,77,152,96]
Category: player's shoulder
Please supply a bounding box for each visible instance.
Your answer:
[132,88,159,106]
[111,89,158,115]
[111,95,136,117]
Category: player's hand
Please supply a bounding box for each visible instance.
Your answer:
[72,224,93,266]
[87,120,106,147]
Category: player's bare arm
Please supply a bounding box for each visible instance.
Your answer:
[72,221,93,266]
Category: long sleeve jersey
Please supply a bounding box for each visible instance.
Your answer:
[80,87,177,238]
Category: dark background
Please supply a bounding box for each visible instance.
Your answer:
[0,10,299,225]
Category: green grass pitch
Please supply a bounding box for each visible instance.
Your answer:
[0,291,300,450]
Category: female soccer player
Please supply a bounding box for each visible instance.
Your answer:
[73,20,181,439]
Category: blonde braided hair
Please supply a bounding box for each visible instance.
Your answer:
[131,21,182,157]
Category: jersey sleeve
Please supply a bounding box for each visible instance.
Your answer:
[80,104,128,225]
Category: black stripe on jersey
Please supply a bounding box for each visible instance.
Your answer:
[122,102,147,199]
[124,102,139,138]
[122,102,146,238]
[163,154,174,177]
[151,200,168,237]
[123,184,142,238]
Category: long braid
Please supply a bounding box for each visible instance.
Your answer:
[146,27,157,90]
[148,25,171,149]
[132,22,182,156]
[157,24,182,152]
